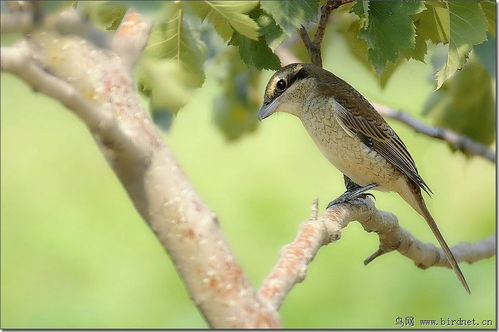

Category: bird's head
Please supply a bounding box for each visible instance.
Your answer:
[258,63,317,121]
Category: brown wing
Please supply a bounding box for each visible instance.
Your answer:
[319,80,432,195]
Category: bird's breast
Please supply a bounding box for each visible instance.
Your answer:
[299,96,400,191]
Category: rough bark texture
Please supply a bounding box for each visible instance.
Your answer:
[1,5,494,328]
[1,8,279,328]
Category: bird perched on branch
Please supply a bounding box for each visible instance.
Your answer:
[258,63,470,293]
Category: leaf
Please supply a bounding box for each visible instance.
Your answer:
[146,2,206,86]
[479,1,497,37]
[473,33,496,77]
[356,0,425,74]
[84,1,128,31]
[250,6,286,50]
[379,57,405,89]
[190,1,259,41]
[260,0,319,35]
[403,31,427,62]
[352,0,369,19]
[435,1,488,89]
[152,109,174,131]
[424,57,495,146]
[213,49,261,140]
[139,58,199,115]
[139,2,207,122]
[229,32,281,70]
[412,2,450,44]
[344,19,402,88]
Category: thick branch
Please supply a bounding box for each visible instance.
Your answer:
[0,11,33,33]
[259,198,495,310]
[1,8,110,48]
[373,103,496,163]
[1,9,279,328]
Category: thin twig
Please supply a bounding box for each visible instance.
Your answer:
[259,198,495,310]
[298,0,356,67]
[373,103,496,163]
[111,8,152,67]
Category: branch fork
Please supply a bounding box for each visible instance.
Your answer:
[1,3,494,329]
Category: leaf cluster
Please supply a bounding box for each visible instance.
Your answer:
[78,0,495,149]
[345,0,495,147]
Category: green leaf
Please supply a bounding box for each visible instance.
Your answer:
[84,1,128,31]
[152,109,174,131]
[213,49,261,140]
[250,6,286,50]
[412,2,449,44]
[190,1,259,41]
[435,1,488,89]
[229,32,281,70]
[403,31,427,62]
[352,0,369,19]
[473,34,496,76]
[139,58,199,115]
[379,57,405,89]
[344,18,402,88]
[356,0,425,74]
[426,58,495,146]
[479,1,497,37]
[146,3,206,86]
[260,0,319,35]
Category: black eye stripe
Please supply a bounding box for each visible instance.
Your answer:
[269,66,309,101]
[289,68,308,86]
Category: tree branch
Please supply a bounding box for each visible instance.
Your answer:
[1,8,279,328]
[298,0,355,67]
[111,9,151,67]
[259,198,495,310]
[373,103,496,163]
[2,2,494,327]
[0,11,33,33]
[1,7,110,47]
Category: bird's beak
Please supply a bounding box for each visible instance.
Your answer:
[258,97,280,121]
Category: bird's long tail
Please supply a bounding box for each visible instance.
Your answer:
[401,180,470,294]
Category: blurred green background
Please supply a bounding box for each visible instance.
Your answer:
[1,28,495,328]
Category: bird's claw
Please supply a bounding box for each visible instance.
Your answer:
[326,183,377,209]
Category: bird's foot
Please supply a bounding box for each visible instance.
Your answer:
[326,183,378,209]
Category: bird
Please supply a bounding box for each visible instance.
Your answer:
[257,62,470,293]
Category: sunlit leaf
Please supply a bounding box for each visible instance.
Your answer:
[435,1,488,89]
[479,1,497,37]
[356,0,424,74]
[250,6,286,50]
[344,18,402,88]
[139,58,199,116]
[352,0,369,19]
[412,2,449,44]
[190,1,259,41]
[146,2,206,86]
[84,1,128,31]
[260,0,319,35]
[425,57,495,147]
[403,32,427,62]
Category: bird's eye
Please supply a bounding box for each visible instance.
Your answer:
[276,79,287,91]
